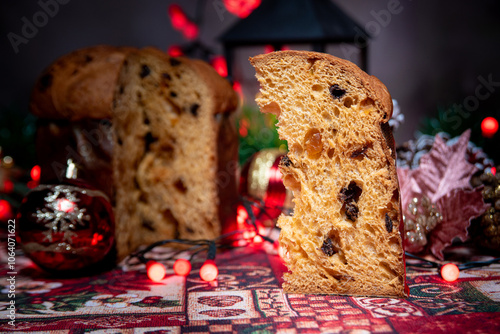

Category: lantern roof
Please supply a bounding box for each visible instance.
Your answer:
[220,0,368,46]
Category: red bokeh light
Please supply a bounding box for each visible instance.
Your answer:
[90,233,103,246]
[56,198,75,213]
[168,45,184,57]
[239,119,249,137]
[168,4,188,30]
[440,263,460,282]
[200,260,218,281]
[30,165,41,182]
[27,180,38,189]
[232,81,244,104]
[264,45,274,54]
[182,22,199,40]
[481,117,498,138]
[253,235,263,244]
[223,0,261,18]
[0,199,12,220]
[491,167,497,175]
[173,259,192,276]
[243,229,256,241]
[277,245,286,260]
[147,261,167,282]
[3,180,14,193]
[236,205,248,226]
[211,56,228,77]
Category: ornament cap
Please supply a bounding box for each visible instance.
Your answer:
[65,159,78,179]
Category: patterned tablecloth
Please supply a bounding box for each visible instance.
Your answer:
[1,242,500,333]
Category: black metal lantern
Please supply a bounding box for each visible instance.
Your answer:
[220,0,370,81]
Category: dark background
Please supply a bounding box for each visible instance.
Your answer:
[1,0,499,162]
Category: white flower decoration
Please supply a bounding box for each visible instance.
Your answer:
[84,294,142,308]
[1,281,62,295]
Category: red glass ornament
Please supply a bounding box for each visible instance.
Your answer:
[239,149,291,226]
[17,179,115,272]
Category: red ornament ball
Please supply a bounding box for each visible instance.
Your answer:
[17,181,114,272]
[239,148,293,225]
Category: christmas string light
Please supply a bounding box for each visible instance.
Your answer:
[147,260,167,282]
[481,116,499,138]
[200,242,218,281]
[127,197,278,282]
[30,165,41,182]
[130,195,500,284]
[173,259,191,276]
[405,252,500,282]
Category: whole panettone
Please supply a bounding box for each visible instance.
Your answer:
[30,45,133,121]
[30,46,239,261]
[30,45,133,198]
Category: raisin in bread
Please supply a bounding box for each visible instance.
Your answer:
[113,47,239,260]
[250,51,408,298]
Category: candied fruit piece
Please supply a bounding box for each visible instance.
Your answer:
[283,174,301,193]
[304,129,322,158]
[261,101,281,116]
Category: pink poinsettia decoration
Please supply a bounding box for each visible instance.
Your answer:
[397,130,490,259]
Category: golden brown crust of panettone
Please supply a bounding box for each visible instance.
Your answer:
[250,50,407,298]
[113,47,238,260]
[30,45,134,121]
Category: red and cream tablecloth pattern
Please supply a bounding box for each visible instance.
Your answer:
[1,243,500,333]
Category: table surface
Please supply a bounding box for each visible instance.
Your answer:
[1,241,500,333]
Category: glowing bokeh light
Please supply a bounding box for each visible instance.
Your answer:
[147,261,167,282]
[200,260,218,281]
[440,263,460,282]
[173,259,192,276]
[56,198,75,213]
[30,165,41,181]
[481,117,498,138]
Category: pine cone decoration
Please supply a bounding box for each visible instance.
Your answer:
[396,134,438,169]
[397,132,495,172]
[470,170,500,252]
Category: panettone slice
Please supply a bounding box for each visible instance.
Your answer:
[250,51,408,297]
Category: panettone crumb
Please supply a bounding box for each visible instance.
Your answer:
[250,51,407,298]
